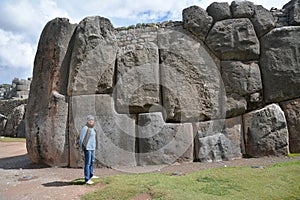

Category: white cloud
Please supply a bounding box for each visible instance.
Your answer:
[0,0,70,83]
[0,29,35,69]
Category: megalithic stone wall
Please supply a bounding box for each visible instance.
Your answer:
[26,0,300,168]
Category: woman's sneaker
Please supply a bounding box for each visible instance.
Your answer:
[86,179,94,185]
[91,175,99,179]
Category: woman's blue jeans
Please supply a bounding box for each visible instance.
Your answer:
[84,150,94,182]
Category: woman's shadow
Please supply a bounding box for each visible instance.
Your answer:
[42,178,86,187]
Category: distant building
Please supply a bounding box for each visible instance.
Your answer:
[1,77,32,99]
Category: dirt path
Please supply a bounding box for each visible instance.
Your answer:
[1,141,299,200]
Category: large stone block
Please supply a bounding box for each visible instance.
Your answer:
[69,94,136,168]
[225,94,247,118]
[158,27,225,122]
[251,5,275,38]
[115,42,160,113]
[4,104,25,137]
[68,16,118,95]
[26,18,76,166]
[280,98,300,153]
[243,104,289,157]
[207,2,231,22]
[283,0,300,25]
[230,1,255,18]
[137,112,193,165]
[221,61,262,117]
[182,5,213,41]
[260,27,300,103]
[221,61,262,96]
[194,116,243,162]
[206,18,260,61]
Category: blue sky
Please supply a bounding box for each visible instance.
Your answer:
[0,0,287,84]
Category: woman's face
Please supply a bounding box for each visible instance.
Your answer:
[87,119,94,127]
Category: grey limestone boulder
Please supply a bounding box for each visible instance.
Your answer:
[4,104,26,137]
[231,1,255,18]
[182,5,213,41]
[283,0,300,25]
[0,114,7,135]
[25,18,76,166]
[260,26,300,103]
[194,116,243,162]
[221,61,262,96]
[207,2,231,22]
[206,18,260,61]
[221,61,262,117]
[68,16,118,95]
[137,112,193,165]
[69,94,136,168]
[225,94,247,118]
[243,104,289,157]
[115,42,161,113]
[251,5,276,38]
[280,98,300,153]
[158,27,225,122]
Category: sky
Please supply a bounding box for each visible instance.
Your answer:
[0,0,287,84]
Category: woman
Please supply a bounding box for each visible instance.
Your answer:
[79,115,98,184]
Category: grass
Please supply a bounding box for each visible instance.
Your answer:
[81,160,300,200]
[289,153,300,158]
[0,136,26,142]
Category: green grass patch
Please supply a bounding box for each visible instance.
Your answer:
[81,161,300,200]
[0,136,26,142]
[289,153,300,158]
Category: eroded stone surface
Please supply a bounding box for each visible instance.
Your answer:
[182,5,213,41]
[260,26,300,103]
[137,112,193,165]
[206,18,260,60]
[243,104,289,157]
[69,94,136,168]
[25,18,75,166]
[159,27,225,122]
[115,42,160,113]
[194,116,243,162]
[280,98,300,153]
[68,16,118,95]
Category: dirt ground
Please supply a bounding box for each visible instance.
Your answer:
[1,141,299,200]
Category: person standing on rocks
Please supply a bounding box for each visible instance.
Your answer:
[79,115,98,184]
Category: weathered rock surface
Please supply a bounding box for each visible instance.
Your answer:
[243,104,289,157]
[221,61,262,96]
[69,94,136,167]
[283,0,300,25]
[260,26,300,103]
[251,5,276,38]
[25,18,76,166]
[158,27,225,122]
[194,116,243,162]
[68,16,118,95]
[207,2,231,22]
[4,104,26,137]
[206,18,260,60]
[221,61,262,118]
[137,112,193,165]
[182,6,213,41]
[280,98,300,153]
[225,94,247,118]
[115,42,161,113]
[230,1,255,18]
[0,114,7,135]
